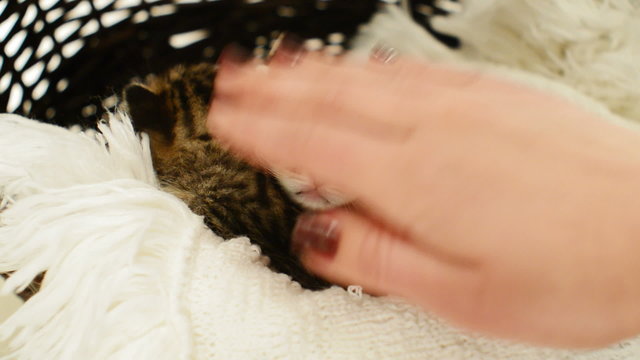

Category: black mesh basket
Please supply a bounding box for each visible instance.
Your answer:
[0,0,458,128]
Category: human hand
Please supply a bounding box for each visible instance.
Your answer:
[208,51,640,348]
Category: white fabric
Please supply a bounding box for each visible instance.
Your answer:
[2,0,640,359]
[0,114,195,359]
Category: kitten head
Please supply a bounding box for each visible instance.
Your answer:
[121,63,216,148]
[273,169,352,210]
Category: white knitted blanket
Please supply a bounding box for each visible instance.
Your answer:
[2,0,640,359]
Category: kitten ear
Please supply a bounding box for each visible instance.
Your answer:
[123,83,174,141]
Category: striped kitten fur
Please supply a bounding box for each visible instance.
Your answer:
[122,63,331,291]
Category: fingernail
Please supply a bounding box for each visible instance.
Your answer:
[218,44,253,72]
[292,213,340,259]
[269,33,306,67]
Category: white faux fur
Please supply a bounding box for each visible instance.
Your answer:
[0,114,196,359]
[353,1,640,123]
[432,0,640,122]
[2,0,640,359]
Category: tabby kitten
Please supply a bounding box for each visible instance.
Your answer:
[5,62,347,301]
[122,62,332,290]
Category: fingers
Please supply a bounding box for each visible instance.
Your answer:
[207,49,490,249]
[212,54,423,140]
[291,209,481,314]
[210,99,400,199]
[206,52,467,242]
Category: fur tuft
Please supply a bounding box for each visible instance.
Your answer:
[0,113,195,359]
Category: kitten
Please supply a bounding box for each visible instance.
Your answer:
[122,62,348,290]
[6,62,350,301]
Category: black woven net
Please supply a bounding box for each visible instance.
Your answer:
[0,0,458,127]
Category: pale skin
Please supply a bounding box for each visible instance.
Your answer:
[207,52,640,348]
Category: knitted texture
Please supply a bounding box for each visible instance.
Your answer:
[189,236,640,359]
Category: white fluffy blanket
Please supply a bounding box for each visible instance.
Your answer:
[2,1,640,359]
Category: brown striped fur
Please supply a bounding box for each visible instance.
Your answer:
[122,63,330,290]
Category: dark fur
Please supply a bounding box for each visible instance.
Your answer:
[123,63,330,290]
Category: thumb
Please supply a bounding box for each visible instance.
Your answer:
[291,210,481,310]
